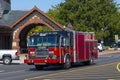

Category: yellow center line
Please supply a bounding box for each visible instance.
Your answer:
[116,62,120,72]
[24,62,119,80]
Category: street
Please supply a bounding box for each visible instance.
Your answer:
[0,52,120,80]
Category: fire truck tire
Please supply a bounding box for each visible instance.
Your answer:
[35,65,44,70]
[89,55,94,65]
[3,57,12,65]
[83,55,94,65]
[63,56,71,69]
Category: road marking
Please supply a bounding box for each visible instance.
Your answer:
[116,62,120,72]
[0,70,5,73]
[24,62,119,80]
[0,69,26,75]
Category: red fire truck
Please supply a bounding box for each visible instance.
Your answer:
[24,30,98,69]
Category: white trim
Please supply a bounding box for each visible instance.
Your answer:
[64,54,68,63]
[59,36,62,63]
[73,31,76,62]
[85,40,97,41]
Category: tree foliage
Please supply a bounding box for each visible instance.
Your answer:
[27,25,52,38]
[47,0,120,44]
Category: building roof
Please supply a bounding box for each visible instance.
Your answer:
[11,7,64,30]
[0,7,64,31]
[0,10,28,27]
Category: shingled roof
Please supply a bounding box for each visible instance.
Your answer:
[0,10,28,27]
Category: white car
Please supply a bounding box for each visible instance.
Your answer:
[0,50,19,65]
[98,43,103,52]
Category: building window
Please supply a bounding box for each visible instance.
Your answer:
[0,35,11,49]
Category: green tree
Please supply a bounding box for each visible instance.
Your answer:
[27,25,52,38]
[47,0,119,44]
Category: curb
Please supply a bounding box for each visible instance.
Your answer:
[98,50,120,56]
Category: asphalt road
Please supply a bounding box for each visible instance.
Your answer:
[0,52,120,80]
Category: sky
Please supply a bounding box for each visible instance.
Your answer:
[116,0,120,4]
[11,0,65,12]
[11,0,120,12]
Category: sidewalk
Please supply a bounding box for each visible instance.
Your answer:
[12,54,26,64]
[99,50,120,55]
[12,50,120,64]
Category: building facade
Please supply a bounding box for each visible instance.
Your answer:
[0,0,11,49]
[0,0,64,52]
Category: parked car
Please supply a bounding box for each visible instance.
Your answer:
[0,50,19,65]
[98,43,105,52]
[117,41,120,48]
[110,43,117,48]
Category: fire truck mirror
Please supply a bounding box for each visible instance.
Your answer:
[63,38,66,46]
[61,37,66,47]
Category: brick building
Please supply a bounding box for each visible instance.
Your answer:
[0,0,64,52]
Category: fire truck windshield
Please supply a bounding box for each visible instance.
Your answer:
[28,35,58,47]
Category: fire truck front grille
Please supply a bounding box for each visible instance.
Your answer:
[35,49,49,57]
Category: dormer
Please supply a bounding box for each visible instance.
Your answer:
[0,0,11,17]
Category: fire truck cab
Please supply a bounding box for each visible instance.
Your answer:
[24,30,98,69]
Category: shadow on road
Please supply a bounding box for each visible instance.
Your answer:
[28,63,96,71]
[0,61,21,65]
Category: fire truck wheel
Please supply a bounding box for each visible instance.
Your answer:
[83,55,94,65]
[63,56,71,69]
[90,55,94,65]
[3,57,12,65]
[35,65,44,70]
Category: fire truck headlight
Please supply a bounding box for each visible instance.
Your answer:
[52,55,57,59]
[49,51,54,54]
[30,51,35,54]
[49,51,56,59]
[30,51,35,57]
